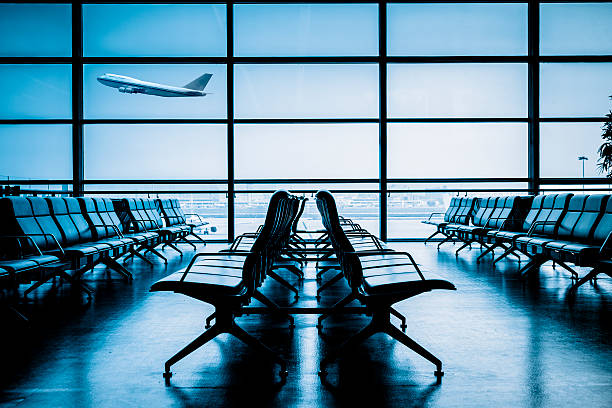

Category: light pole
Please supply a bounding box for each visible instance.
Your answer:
[578,156,588,192]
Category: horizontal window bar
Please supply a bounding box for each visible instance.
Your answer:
[387,118,528,123]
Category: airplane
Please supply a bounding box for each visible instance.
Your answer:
[97,73,212,97]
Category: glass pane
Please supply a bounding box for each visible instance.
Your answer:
[388,64,527,118]
[235,183,379,192]
[84,64,226,119]
[541,3,612,56]
[540,123,604,178]
[84,125,227,180]
[234,64,378,119]
[0,4,71,57]
[0,125,72,180]
[388,3,527,56]
[234,4,378,56]
[0,65,71,119]
[235,124,379,179]
[388,123,528,178]
[236,192,379,236]
[84,184,227,192]
[83,4,226,57]
[540,63,612,118]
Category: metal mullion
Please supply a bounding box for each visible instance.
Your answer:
[234,118,379,124]
[227,2,235,242]
[83,179,228,184]
[527,0,540,196]
[82,119,228,124]
[379,1,387,241]
[388,177,529,183]
[72,1,84,197]
[387,118,528,123]
[235,178,378,184]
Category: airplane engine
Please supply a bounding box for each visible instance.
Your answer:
[119,87,137,93]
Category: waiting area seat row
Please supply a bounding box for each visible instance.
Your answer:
[425,194,612,293]
[0,196,207,313]
[151,190,455,383]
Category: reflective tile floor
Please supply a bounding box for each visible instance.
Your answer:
[0,243,610,408]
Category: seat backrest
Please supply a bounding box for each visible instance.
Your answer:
[157,199,184,227]
[1,197,63,252]
[443,197,460,222]
[531,193,573,236]
[484,197,507,228]
[77,197,119,240]
[521,195,545,232]
[451,197,474,225]
[569,194,609,243]
[316,190,363,289]
[529,194,557,235]
[46,197,90,246]
[592,195,612,244]
[122,198,158,232]
[142,199,164,229]
[555,195,589,240]
[171,199,187,224]
[473,197,497,227]
[487,196,520,230]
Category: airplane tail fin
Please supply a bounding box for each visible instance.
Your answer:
[183,73,212,91]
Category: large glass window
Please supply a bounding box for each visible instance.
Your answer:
[0,65,71,119]
[0,3,71,57]
[234,4,378,57]
[84,125,227,180]
[83,4,226,57]
[234,65,378,119]
[83,64,226,119]
[0,125,72,180]
[540,63,612,118]
[388,3,527,56]
[541,3,612,56]
[235,124,378,179]
[388,64,527,118]
[388,123,528,178]
[2,1,610,242]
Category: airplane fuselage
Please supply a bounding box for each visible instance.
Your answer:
[97,74,206,97]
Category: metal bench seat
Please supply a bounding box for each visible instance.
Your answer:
[0,255,59,273]
[150,191,299,382]
[315,190,455,381]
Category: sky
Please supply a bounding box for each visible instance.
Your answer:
[1,2,612,183]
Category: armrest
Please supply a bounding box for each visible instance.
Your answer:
[526,220,558,237]
[0,235,43,256]
[90,224,124,238]
[427,212,445,221]
[11,233,65,256]
[455,214,470,224]
[599,231,612,257]
[131,219,150,233]
[345,249,425,279]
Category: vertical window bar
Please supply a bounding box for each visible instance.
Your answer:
[227,2,235,242]
[528,0,540,195]
[379,1,388,241]
[72,0,83,196]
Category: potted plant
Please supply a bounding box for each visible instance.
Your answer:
[597,95,612,177]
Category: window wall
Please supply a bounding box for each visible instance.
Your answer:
[1,1,611,241]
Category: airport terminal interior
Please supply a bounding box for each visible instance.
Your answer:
[0,1,611,407]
